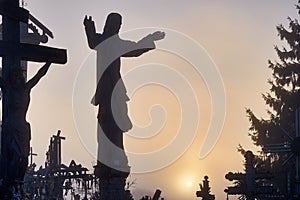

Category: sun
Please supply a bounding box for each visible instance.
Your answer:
[184,179,194,188]
[176,173,198,193]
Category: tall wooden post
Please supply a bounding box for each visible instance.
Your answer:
[0,0,23,179]
[0,0,67,196]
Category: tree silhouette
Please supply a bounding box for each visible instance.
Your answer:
[244,0,300,196]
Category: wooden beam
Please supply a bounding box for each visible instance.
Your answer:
[0,1,29,23]
[0,41,67,64]
[29,14,54,39]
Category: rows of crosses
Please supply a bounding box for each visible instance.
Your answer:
[0,0,67,181]
[25,131,95,199]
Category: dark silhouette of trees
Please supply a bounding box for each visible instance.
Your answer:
[243,0,300,196]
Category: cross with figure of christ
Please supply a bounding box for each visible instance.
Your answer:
[0,0,67,192]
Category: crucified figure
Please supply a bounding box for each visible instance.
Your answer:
[0,60,52,195]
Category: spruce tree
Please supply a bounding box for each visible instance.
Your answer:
[245,0,300,196]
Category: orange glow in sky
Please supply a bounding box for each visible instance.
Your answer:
[3,0,298,199]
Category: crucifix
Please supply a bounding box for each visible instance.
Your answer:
[0,0,67,197]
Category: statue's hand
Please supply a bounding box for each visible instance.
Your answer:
[150,31,165,41]
[84,15,94,26]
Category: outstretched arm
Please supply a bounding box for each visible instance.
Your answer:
[84,15,103,49]
[122,31,165,57]
[27,60,52,89]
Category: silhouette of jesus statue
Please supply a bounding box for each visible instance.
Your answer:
[84,13,165,179]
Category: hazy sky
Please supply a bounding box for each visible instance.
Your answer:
[4,0,298,199]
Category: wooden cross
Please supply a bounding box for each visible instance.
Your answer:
[1,13,54,80]
[52,130,66,165]
[0,0,67,181]
[29,147,37,165]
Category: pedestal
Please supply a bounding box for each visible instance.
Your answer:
[94,162,130,200]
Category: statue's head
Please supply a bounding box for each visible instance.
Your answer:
[104,12,122,36]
